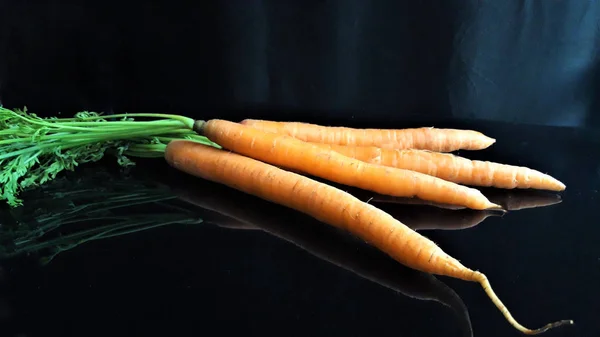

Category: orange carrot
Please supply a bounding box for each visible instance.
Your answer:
[165,140,572,334]
[194,119,500,210]
[240,119,496,152]
[172,176,474,337]
[172,174,492,233]
[308,144,566,191]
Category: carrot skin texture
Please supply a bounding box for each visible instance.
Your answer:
[313,144,566,191]
[164,140,470,278]
[174,177,474,337]
[165,140,572,335]
[196,119,500,210]
[240,119,496,152]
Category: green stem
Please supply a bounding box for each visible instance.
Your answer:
[0,126,190,147]
[157,135,217,146]
[0,126,189,161]
[3,109,142,133]
[55,119,189,127]
[46,112,196,129]
[126,143,168,152]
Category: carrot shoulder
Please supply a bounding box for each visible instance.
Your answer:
[195,119,500,210]
[240,119,496,152]
[311,144,566,191]
[164,140,572,335]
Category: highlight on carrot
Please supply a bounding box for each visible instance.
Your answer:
[193,119,501,210]
[308,144,566,191]
[240,119,496,152]
[171,176,473,337]
[164,139,573,335]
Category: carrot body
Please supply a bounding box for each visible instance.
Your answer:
[311,144,566,191]
[173,177,474,337]
[195,119,499,210]
[165,140,571,334]
[240,119,496,152]
[165,140,463,277]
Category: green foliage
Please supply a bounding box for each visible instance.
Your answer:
[0,106,215,207]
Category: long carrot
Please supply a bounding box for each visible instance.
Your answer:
[172,177,474,336]
[193,119,500,210]
[171,176,494,233]
[165,139,572,335]
[240,119,496,152]
[308,144,566,191]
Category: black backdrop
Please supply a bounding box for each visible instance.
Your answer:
[0,1,598,127]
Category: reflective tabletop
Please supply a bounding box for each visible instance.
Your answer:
[0,118,598,337]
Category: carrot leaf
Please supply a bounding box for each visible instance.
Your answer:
[0,106,218,207]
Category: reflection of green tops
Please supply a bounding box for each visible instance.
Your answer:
[0,165,474,337]
[0,166,202,264]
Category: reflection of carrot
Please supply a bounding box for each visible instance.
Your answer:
[176,192,258,230]
[165,140,572,334]
[369,195,468,210]
[377,204,500,231]
[171,177,473,337]
[174,178,495,233]
[195,119,499,210]
[310,145,566,191]
[482,189,563,211]
[240,119,496,152]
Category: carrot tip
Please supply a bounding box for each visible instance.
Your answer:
[523,319,574,335]
[482,137,496,148]
[486,203,506,212]
[473,272,573,335]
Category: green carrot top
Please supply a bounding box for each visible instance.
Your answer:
[0,106,216,207]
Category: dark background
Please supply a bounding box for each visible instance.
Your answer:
[0,3,599,336]
[0,1,599,127]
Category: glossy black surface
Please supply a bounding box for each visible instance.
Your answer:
[0,119,598,337]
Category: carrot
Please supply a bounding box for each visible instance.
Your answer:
[165,139,572,334]
[172,174,491,233]
[172,176,473,336]
[193,119,500,210]
[240,119,496,152]
[307,144,566,191]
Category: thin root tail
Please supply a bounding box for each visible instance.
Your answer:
[472,271,573,335]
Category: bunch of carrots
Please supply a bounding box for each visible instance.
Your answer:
[0,106,572,335]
